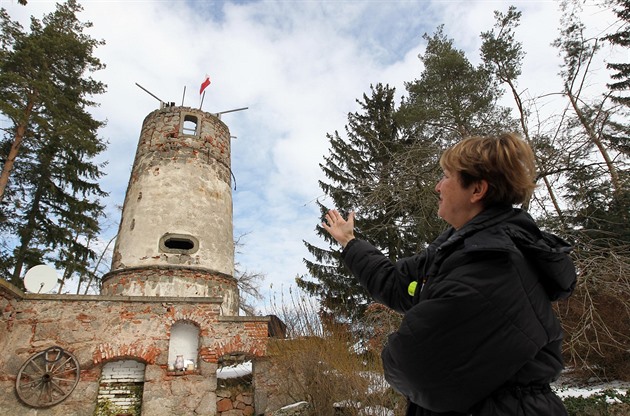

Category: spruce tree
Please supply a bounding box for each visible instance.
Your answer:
[300,84,411,321]
[603,0,630,106]
[301,26,517,322]
[0,1,107,290]
[9,122,107,289]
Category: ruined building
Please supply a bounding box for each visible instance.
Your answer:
[0,105,284,415]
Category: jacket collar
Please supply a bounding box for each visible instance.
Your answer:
[438,205,516,250]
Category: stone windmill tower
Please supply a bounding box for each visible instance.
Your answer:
[0,101,283,416]
[101,104,239,315]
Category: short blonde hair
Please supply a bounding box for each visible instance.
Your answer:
[439,133,537,206]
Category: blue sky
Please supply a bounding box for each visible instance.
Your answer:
[2,0,621,309]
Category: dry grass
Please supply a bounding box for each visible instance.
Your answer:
[558,237,630,381]
[265,286,406,416]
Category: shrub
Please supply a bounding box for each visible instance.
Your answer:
[563,389,630,416]
[265,287,406,415]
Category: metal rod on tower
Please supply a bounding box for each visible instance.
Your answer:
[200,91,206,110]
[217,107,249,115]
[181,86,186,107]
[135,82,164,104]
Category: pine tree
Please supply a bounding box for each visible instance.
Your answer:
[398,26,516,144]
[392,25,517,227]
[0,1,107,290]
[0,0,105,203]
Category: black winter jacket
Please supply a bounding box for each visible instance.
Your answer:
[342,206,576,416]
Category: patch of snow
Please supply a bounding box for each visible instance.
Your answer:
[333,399,395,415]
[280,401,309,410]
[359,371,390,394]
[551,370,630,405]
[552,379,630,402]
[359,405,395,416]
[216,361,252,379]
[333,399,361,408]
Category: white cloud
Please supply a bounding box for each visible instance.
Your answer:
[3,0,622,311]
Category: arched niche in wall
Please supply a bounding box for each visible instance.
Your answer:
[168,321,200,373]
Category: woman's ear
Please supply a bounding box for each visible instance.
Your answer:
[470,179,489,203]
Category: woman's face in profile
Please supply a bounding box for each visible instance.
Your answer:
[435,169,481,230]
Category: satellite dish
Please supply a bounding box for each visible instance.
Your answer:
[23,265,58,294]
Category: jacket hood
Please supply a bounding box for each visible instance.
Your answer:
[504,210,576,300]
[453,206,577,301]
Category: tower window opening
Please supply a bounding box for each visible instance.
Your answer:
[165,237,194,250]
[181,114,199,136]
[159,233,199,254]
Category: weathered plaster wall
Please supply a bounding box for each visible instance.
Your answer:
[0,105,286,416]
[101,266,240,315]
[109,106,235,288]
[0,281,270,416]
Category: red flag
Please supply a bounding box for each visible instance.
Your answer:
[199,74,211,95]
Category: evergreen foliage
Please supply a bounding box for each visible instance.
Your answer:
[603,0,630,106]
[303,3,629,378]
[546,1,630,377]
[0,0,107,291]
[399,26,516,143]
[301,27,516,323]
[547,0,629,244]
[299,84,403,321]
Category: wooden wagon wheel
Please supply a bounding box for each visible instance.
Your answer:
[15,346,80,408]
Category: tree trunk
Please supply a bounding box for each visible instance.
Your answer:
[10,184,44,285]
[566,89,622,198]
[0,97,35,204]
[83,235,115,295]
[505,76,565,219]
[10,132,52,286]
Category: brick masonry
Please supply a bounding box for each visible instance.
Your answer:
[0,280,274,416]
[95,360,145,414]
[101,266,240,315]
[0,106,287,416]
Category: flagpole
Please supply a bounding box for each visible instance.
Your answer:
[200,91,206,110]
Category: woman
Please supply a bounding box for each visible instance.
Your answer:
[323,133,576,415]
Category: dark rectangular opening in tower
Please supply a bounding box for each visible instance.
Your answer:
[164,237,195,251]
